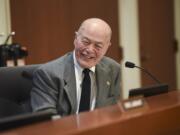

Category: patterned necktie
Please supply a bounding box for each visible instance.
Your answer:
[79,68,91,112]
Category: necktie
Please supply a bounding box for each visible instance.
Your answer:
[79,68,91,112]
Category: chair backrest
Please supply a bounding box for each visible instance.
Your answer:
[0,65,40,118]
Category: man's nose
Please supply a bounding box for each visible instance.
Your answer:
[86,44,95,52]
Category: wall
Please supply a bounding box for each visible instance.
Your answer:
[0,0,11,45]
[118,0,141,99]
[1,0,180,98]
[118,0,180,98]
[10,0,120,64]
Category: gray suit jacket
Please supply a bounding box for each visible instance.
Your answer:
[31,52,121,117]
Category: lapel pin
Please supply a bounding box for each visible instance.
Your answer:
[106,81,110,86]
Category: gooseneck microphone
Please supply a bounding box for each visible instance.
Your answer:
[125,61,161,84]
[4,31,15,44]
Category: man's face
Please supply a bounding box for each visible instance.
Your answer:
[74,29,111,68]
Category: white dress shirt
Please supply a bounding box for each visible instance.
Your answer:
[73,51,97,114]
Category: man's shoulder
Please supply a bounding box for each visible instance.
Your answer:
[46,52,72,65]
[97,56,121,79]
[36,52,73,74]
[100,56,120,68]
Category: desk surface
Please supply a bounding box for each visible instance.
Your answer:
[1,90,180,135]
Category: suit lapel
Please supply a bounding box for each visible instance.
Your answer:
[63,53,77,114]
[61,54,113,112]
[95,62,112,108]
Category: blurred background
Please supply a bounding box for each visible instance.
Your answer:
[0,0,180,99]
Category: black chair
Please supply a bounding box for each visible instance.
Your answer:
[0,65,40,118]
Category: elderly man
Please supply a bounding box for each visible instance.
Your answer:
[31,18,121,117]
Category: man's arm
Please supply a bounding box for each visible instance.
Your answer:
[31,68,59,115]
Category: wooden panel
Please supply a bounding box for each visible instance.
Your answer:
[10,0,121,64]
[71,0,122,62]
[138,0,176,89]
[10,0,73,64]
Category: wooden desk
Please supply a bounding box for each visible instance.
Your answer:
[1,91,180,135]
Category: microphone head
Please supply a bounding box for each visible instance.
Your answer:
[125,61,135,68]
[11,31,15,36]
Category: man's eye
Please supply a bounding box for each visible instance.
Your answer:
[95,44,103,49]
[82,40,90,45]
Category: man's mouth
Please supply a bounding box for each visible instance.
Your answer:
[81,52,94,60]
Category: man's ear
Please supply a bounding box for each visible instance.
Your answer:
[74,32,78,46]
[107,42,112,48]
[73,38,77,46]
[75,31,78,39]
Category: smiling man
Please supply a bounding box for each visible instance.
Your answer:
[31,18,121,117]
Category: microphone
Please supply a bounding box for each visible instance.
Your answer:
[4,31,15,44]
[125,61,135,68]
[125,61,161,84]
